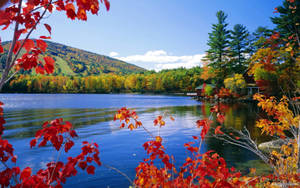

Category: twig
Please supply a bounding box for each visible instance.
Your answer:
[102,163,134,186]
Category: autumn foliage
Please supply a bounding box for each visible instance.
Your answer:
[1,95,300,187]
[0,0,110,90]
[114,107,249,187]
[1,0,300,187]
[0,103,102,187]
[113,94,300,188]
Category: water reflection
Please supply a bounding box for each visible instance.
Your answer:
[1,94,271,187]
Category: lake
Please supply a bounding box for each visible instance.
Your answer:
[0,94,269,187]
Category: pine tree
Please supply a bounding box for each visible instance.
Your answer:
[229,24,250,73]
[204,10,230,86]
[252,26,272,49]
[205,10,230,68]
[271,0,300,95]
[271,0,300,48]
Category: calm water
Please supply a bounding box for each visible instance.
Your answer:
[0,94,268,187]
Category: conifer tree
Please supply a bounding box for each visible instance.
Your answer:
[205,11,230,67]
[204,10,230,86]
[229,24,250,73]
[251,26,273,50]
[271,0,300,48]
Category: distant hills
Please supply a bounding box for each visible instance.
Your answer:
[0,40,145,76]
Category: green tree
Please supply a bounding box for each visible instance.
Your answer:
[271,0,300,94]
[204,10,230,86]
[251,26,273,51]
[229,24,250,73]
[271,0,300,48]
[205,11,230,66]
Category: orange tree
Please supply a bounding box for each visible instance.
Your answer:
[248,0,300,96]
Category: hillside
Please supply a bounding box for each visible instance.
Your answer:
[0,40,145,76]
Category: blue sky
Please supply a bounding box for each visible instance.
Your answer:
[2,0,283,70]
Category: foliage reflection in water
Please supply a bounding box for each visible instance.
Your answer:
[0,94,271,187]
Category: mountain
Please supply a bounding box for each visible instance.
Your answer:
[0,40,145,76]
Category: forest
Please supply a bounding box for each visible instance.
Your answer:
[3,67,203,93]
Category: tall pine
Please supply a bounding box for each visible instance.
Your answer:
[252,26,272,49]
[204,10,230,85]
[271,0,300,95]
[271,0,300,48]
[229,24,250,73]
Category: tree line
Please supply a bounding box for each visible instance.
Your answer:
[203,4,299,96]
[2,3,299,96]
[3,67,204,93]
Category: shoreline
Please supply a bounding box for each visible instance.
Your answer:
[193,96,257,103]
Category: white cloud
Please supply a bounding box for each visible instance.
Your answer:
[113,50,205,71]
[109,51,119,57]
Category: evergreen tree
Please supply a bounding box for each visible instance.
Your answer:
[205,10,230,68]
[271,0,300,93]
[229,24,250,73]
[204,10,230,86]
[252,26,272,49]
[271,0,300,48]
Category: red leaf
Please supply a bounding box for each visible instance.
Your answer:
[40,36,51,39]
[36,39,47,52]
[20,167,31,181]
[0,43,3,53]
[196,119,212,140]
[65,3,76,20]
[77,8,87,20]
[38,139,47,147]
[0,37,3,53]
[217,114,225,124]
[78,161,87,170]
[104,0,110,11]
[15,29,25,40]
[82,141,89,145]
[0,10,11,29]
[65,140,74,152]
[42,121,48,128]
[86,165,95,174]
[86,157,92,163]
[30,139,37,148]
[23,39,35,52]
[119,123,125,128]
[44,24,51,34]
[35,65,45,74]
[214,126,224,135]
[11,155,17,163]
[43,56,55,74]
[70,130,78,138]
[13,41,21,54]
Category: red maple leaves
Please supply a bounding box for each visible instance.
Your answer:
[0,0,110,79]
[196,119,212,140]
[14,40,55,75]
[114,107,142,130]
[30,118,76,150]
[0,100,101,188]
[136,136,243,187]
